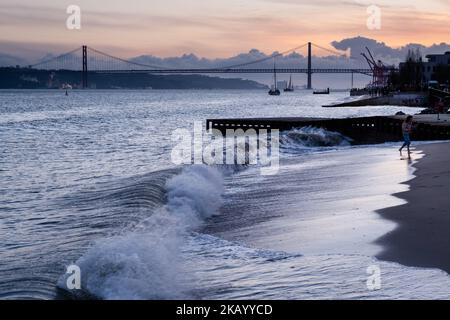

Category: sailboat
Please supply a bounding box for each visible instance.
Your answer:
[284,74,294,92]
[268,60,281,96]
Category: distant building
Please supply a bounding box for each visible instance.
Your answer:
[422,51,450,83]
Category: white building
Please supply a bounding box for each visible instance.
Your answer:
[423,51,450,82]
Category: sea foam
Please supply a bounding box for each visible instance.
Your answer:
[281,126,352,154]
[58,165,225,299]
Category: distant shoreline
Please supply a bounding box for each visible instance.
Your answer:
[376,142,450,274]
[0,67,268,90]
[0,88,270,91]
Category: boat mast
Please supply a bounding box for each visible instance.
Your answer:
[273,58,277,90]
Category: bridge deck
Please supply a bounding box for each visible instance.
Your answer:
[92,68,373,74]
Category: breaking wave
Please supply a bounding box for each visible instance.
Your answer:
[57,165,225,299]
[281,126,352,153]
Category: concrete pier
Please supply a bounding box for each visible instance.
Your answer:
[206,114,450,145]
[322,93,427,108]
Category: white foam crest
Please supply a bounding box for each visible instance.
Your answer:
[281,126,352,153]
[166,165,224,222]
[58,165,225,299]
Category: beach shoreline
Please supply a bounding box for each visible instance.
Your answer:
[376,142,450,274]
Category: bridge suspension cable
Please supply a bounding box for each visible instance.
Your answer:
[87,47,167,70]
[311,43,348,57]
[216,43,308,69]
[310,42,370,70]
[29,47,82,69]
[28,46,170,71]
[27,43,373,78]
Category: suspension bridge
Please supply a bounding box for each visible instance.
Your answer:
[29,42,376,89]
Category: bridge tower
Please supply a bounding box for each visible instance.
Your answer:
[82,45,88,89]
[307,42,312,90]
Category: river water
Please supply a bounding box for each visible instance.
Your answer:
[1,89,449,299]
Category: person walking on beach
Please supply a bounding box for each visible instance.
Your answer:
[436,99,444,121]
[399,115,413,158]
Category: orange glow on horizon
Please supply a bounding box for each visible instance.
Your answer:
[0,0,449,59]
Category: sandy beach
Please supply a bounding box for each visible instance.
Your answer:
[377,142,450,273]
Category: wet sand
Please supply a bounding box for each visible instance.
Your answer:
[376,142,450,273]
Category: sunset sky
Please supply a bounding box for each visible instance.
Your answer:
[1,0,450,58]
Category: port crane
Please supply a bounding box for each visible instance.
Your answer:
[361,47,391,88]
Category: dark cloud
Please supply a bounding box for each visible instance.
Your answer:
[332,36,450,65]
